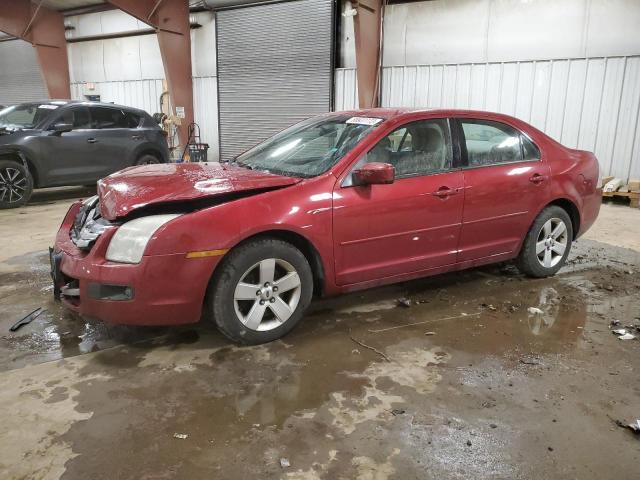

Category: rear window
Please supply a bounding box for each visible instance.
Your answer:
[90,107,140,129]
[460,119,540,166]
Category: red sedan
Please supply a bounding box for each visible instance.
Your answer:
[51,109,601,344]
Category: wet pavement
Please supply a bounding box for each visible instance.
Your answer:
[0,191,639,479]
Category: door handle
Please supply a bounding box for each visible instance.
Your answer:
[529,173,547,184]
[131,135,142,140]
[87,138,98,144]
[432,186,459,198]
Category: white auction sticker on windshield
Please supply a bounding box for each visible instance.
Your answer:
[38,105,59,109]
[345,117,382,126]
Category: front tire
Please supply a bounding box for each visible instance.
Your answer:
[206,238,314,345]
[0,160,33,209]
[517,206,573,278]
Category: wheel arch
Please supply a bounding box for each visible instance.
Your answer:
[0,149,39,187]
[545,198,580,240]
[134,146,165,164]
[222,229,326,297]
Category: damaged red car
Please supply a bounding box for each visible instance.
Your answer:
[51,109,601,344]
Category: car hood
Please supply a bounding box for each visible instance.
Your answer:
[97,162,301,221]
[0,128,33,142]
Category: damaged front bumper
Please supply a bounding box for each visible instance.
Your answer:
[51,201,222,326]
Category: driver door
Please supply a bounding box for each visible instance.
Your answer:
[333,118,464,286]
[40,106,97,186]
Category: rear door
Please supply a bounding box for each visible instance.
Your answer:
[333,117,464,286]
[87,106,140,176]
[455,118,550,263]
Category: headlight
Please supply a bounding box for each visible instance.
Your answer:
[105,214,180,264]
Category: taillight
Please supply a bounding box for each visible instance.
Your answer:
[596,158,603,188]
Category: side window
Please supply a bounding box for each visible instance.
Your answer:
[346,118,452,185]
[54,107,91,129]
[460,119,538,166]
[124,111,141,128]
[90,107,129,129]
[522,135,541,161]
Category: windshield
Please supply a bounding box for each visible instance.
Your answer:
[234,115,383,177]
[0,103,62,130]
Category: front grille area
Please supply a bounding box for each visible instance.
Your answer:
[70,196,115,250]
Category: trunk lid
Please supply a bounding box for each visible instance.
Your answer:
[97,163,301,220]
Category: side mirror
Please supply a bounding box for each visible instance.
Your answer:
[50,122,73,134]
[353,162,395,186]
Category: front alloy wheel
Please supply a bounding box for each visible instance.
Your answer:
[0,161,34,209]
[234,258,302,331]
[207,238,314,345]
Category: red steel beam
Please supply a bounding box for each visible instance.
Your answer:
[108,0,194,149]
[353,0,383,109]
[0,0,71,99]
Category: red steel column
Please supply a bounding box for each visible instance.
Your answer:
[0,0,71,99]
[108,0,194,149]
[353,0,382,108]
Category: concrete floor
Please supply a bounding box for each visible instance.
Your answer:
[0,188,639,479]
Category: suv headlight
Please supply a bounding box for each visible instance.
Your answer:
[106,214,180,264]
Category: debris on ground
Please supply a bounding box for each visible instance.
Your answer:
[610,320,621,327]
[481,303,497,311]
[279,458,290,468]
[520,357,541,365]
[611,329,635,339]
[9,308,45,332]
[173,433,188,439]
[611,418,640,436]
[349,331,392,362]
[397,298,412,308]
[424,331,436,336]
[466,440,472,446]
[391,409,405,416]
[489,423,498,429]
[527,307,544,315]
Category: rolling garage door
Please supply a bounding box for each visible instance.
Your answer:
[216,0,334,161]
[0,40,47,105]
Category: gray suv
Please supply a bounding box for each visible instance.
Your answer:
[0,100,169,208]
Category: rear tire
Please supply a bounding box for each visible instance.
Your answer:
[205,238,314,345]
[516,206,573,278]
[0,160,33,209]
[135,154,161,165]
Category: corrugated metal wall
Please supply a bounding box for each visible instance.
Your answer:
[335,56,640,182]
[71,79,165,115]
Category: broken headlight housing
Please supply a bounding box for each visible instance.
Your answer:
[71,195,113,249]
[105,214,181,264]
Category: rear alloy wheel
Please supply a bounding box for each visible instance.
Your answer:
[0,160,33,209]
[135,154,160,165]
[207,238,313,345]
[517,206,573,278]
[535,218,569,269]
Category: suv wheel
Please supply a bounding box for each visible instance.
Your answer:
[0,160,33,209]
[206,238,314,345]
[517,206,572,278]
[135,154,160,165]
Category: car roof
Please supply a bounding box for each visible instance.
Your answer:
[332,107,525,123]
[28,99,145,113]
